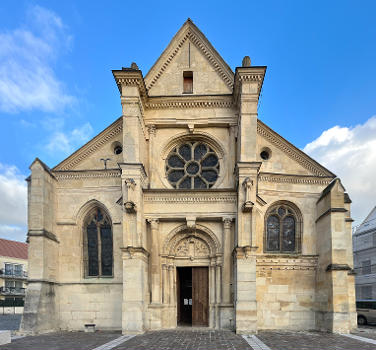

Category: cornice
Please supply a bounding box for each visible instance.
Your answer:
[144,191,236,204]
[145,95,234,109]
[53,118,122,171]
[257,120,335,177]
[234,66,267,99]
[53,169,121,180]
[258,172,333,186]
[145,21,234,91]
[112,70,148,100]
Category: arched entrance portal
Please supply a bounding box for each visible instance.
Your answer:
[161,224,222,328]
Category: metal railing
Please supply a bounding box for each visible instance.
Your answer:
[0,287,25,295]
[0,269,27,279]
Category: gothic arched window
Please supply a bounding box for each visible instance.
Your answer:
[84,208,113,277]
[166,142,220,189]
[264,202,302,253]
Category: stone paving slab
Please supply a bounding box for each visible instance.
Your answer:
[0,316,21,331]
[0,331,121,350]
[113,329,251,350]
[258,331,376,350]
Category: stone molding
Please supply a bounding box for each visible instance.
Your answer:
[113,70,148,99]
[315,207,348,223]
[257,120,335,177]
[144,192,236,203]
[121,246,149,261]
[256,255,318,271]
[145,95,233,109]
[258,172,333,186]
[28,229,59,243]
[326,263,351,272]
[233,67,267,98]
[54,169,121,180]
[53,118,122,171]
[145,20,234,91]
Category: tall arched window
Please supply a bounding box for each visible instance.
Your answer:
[264,202,302,253]
[84,208,113,277]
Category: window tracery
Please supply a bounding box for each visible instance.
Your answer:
[84,208,113,277]
[265,203,301,253]
[166,142,219,189]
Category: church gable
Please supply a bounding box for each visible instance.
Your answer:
[257,120,335,177]
[145,19,234,96]
[53,118,123,171]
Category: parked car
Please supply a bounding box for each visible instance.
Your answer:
[356,300,376,325]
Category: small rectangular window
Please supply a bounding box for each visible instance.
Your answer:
[362,285,373,300]
[362,260,372,275]
[183,71,193,94]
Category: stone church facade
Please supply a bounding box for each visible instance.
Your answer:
[21,20,357,334]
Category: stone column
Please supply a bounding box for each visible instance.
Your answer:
[222,218,232,304]
[148,125,156,186]
[209,263,216,328]
[148,219,161,304]
[215,261,222,329]
[162,264,168,304]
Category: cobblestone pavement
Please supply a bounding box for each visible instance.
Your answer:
[0,315,21,330]
[258,331,376,350]
[354,326,376,340]
[0,331,121,350]
[1,329,376,350]
[113,329,251,350]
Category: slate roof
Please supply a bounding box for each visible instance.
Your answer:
[0,238,28,260]
[355,206,376,236]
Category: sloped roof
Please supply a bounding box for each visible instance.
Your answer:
[355,206,376,235]
[0,238,28,260]
[144,18,234,92]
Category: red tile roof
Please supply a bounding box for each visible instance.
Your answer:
[0,238,28,260]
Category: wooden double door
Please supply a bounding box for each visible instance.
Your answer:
[177,267,208,326]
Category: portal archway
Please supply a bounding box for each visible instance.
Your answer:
[161,224,222,328]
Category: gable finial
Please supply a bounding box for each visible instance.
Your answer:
[242,56,251,67]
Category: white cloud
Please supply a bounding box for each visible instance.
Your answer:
[0,164,27,242]
[46,122,93,154]
[0,5,75,113]
[303,116,376,225]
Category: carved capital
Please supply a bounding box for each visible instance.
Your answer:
[222,217,232,229]
[147,218,159,230]
[148,125,156,137]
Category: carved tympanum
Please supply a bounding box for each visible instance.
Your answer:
[175,237,210,258]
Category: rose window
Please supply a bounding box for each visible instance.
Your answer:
[166,142,220,189]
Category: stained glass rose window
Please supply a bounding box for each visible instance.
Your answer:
[166,142,219,189]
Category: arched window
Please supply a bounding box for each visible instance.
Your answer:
[83,208,113,277]
[264,202,302,253]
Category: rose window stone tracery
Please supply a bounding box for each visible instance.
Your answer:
[166,142,219,189]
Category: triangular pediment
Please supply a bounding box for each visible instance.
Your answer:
[257,120,335,177]
[145,19,234,96]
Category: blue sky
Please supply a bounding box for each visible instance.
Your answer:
[1,0,376,241]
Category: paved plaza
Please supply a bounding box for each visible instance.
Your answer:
[1,328,376,350]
